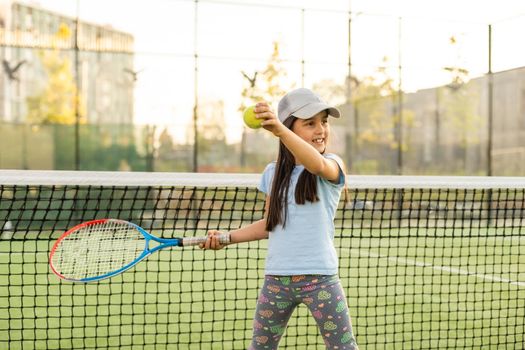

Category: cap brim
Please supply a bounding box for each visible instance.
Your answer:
[292,102,340,120]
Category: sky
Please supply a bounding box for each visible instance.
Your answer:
[16,0,525,142]
[25,0,525,22]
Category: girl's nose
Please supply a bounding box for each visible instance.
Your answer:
[315,122,325,133]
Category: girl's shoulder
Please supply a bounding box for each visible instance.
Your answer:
[259,161,277,194]
[322,153,346,186]
[262,161,277,174]
[324,153,345,168]
[323,153,343,162]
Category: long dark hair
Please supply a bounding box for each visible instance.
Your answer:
[265,117,320,232]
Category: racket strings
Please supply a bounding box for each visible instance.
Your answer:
[52,220,145,280]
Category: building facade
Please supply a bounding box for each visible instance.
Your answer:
[341,67,525,176]
[0,1,135,124]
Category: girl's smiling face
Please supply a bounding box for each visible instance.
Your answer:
[291,110,330,154]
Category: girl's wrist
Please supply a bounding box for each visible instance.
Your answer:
[223,232,232,245]
[274,125,290,138]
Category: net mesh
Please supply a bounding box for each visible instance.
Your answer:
[0,171,524,349]
[50,220,146,281]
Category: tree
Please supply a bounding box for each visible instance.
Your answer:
[443,35,470,91]
[312,79,347,106]
[26,23,85,125]
[238,41,292,169]
[239,41,292,112]
[185,98,236,172]
[441,34,483,173]
[350,57,414,169]
[312,56,414,173]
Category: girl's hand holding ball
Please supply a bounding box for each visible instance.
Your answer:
[243,105,262,129]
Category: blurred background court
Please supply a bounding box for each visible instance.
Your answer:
[1,0,525,175]
[1,0,525,349]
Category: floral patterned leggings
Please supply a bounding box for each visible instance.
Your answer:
[249,275,358,350]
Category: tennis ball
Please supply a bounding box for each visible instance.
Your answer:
[243,105,262,129]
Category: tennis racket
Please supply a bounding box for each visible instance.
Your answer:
[49,219,230,282]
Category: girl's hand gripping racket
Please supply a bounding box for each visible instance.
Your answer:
[49,219,230,282]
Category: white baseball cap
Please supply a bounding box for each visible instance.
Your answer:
[277,88,341,123]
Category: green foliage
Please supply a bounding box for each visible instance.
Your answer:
[239,41,291,111]
[53,124,147,171]
[352,57,414,151]
[25,23,85,125]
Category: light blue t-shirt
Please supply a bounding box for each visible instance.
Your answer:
[258,153,345,276]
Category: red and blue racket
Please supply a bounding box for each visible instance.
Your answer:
[49,219,229,282]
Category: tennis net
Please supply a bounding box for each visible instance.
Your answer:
[0,170,524,349]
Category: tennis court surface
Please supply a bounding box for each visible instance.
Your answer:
[0,170,523,349]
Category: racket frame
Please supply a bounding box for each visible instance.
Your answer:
[49,219,221,282]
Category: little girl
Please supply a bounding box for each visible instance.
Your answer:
[201,88,359,349]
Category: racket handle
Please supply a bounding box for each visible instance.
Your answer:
[182,233,231,247]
